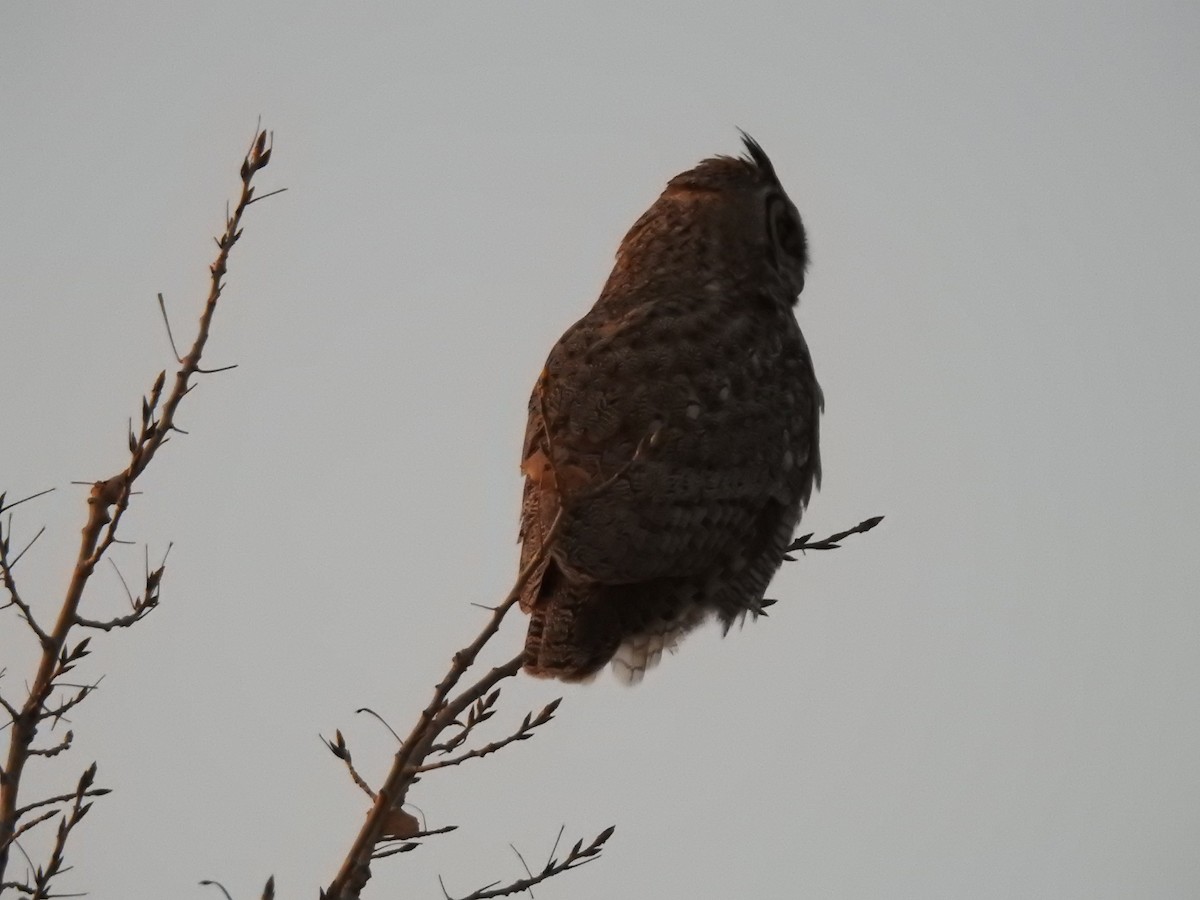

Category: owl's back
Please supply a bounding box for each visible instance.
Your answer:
[518,136,821,682]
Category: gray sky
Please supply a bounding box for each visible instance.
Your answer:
[2,3,1199,898]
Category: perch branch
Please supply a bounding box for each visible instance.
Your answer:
[322,512,564,899]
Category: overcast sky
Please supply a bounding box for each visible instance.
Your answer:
[2,3,1198,898]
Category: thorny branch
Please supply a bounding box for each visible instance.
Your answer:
[0,128,278,893]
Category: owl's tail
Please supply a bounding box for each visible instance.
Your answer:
[522,564,704,684]
[523,571,621,683]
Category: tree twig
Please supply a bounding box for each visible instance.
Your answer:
[415,699,561,774]
[438,825,616,900]
[785,515,884,555]
[429,688,501,756]
[0,489,56,517]
[322,731,377,801]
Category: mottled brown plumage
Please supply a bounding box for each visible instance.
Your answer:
[519,134,822,683]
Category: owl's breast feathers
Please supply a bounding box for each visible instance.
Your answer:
[518,289,821,673]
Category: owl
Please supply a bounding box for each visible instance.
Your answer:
[518,133,822,683]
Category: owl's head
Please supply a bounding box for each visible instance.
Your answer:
[616,132,810,303]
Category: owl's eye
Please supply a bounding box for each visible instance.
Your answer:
[766,194,802,261]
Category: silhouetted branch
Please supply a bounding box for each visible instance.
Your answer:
[429,688,502,756]
[322,378,707,895]
[201,873,282,900]
[0,489,56,516]
[13,785,111,820]
[0,128,279,890]
[18,763,99,897]
[199,880,235,900]
[323,450,869,896]
[322,730,377,801]
[38,683,99,727]
[411,825,458,839]
[438,825,616,900]
[785,515,884,555]
[0,516,50,646]
[322,513,581,900]
[416,698,561,774]
[354,707,403,744]
[4,524,46,572]
[0,810,57,855]
[26,730,73,759]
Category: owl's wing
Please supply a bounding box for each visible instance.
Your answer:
[517,371,562,611]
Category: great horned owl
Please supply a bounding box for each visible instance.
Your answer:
[518,133,822,683]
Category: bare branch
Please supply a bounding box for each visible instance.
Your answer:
[785,515,884,555]
[322,504,881,898]
[434,654,525,733]
[429,688,501,756]
[0,589,49,649]
[416,699,561,774]
[0,808,57,853]
[73,608,153,632]
[5,526,46,571]
[0,521,50,647]
[26,730,73,759]
[157,294,183,363]
[372,840,420,860]
[0,130,278,885]
[107,557,135,608]
[410,825,458,839]
[355,707,403,744]
[37,684,98,728]
[438,826,616,900]
[13,785,111,821]
[19,763,100,896]
[322,731,376,801]
[246,186,288,205]
[0,489,55,517]
[199,880,235,900]
[0,694,19,723]
[323,511,563,900]
[508,842,535,892]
